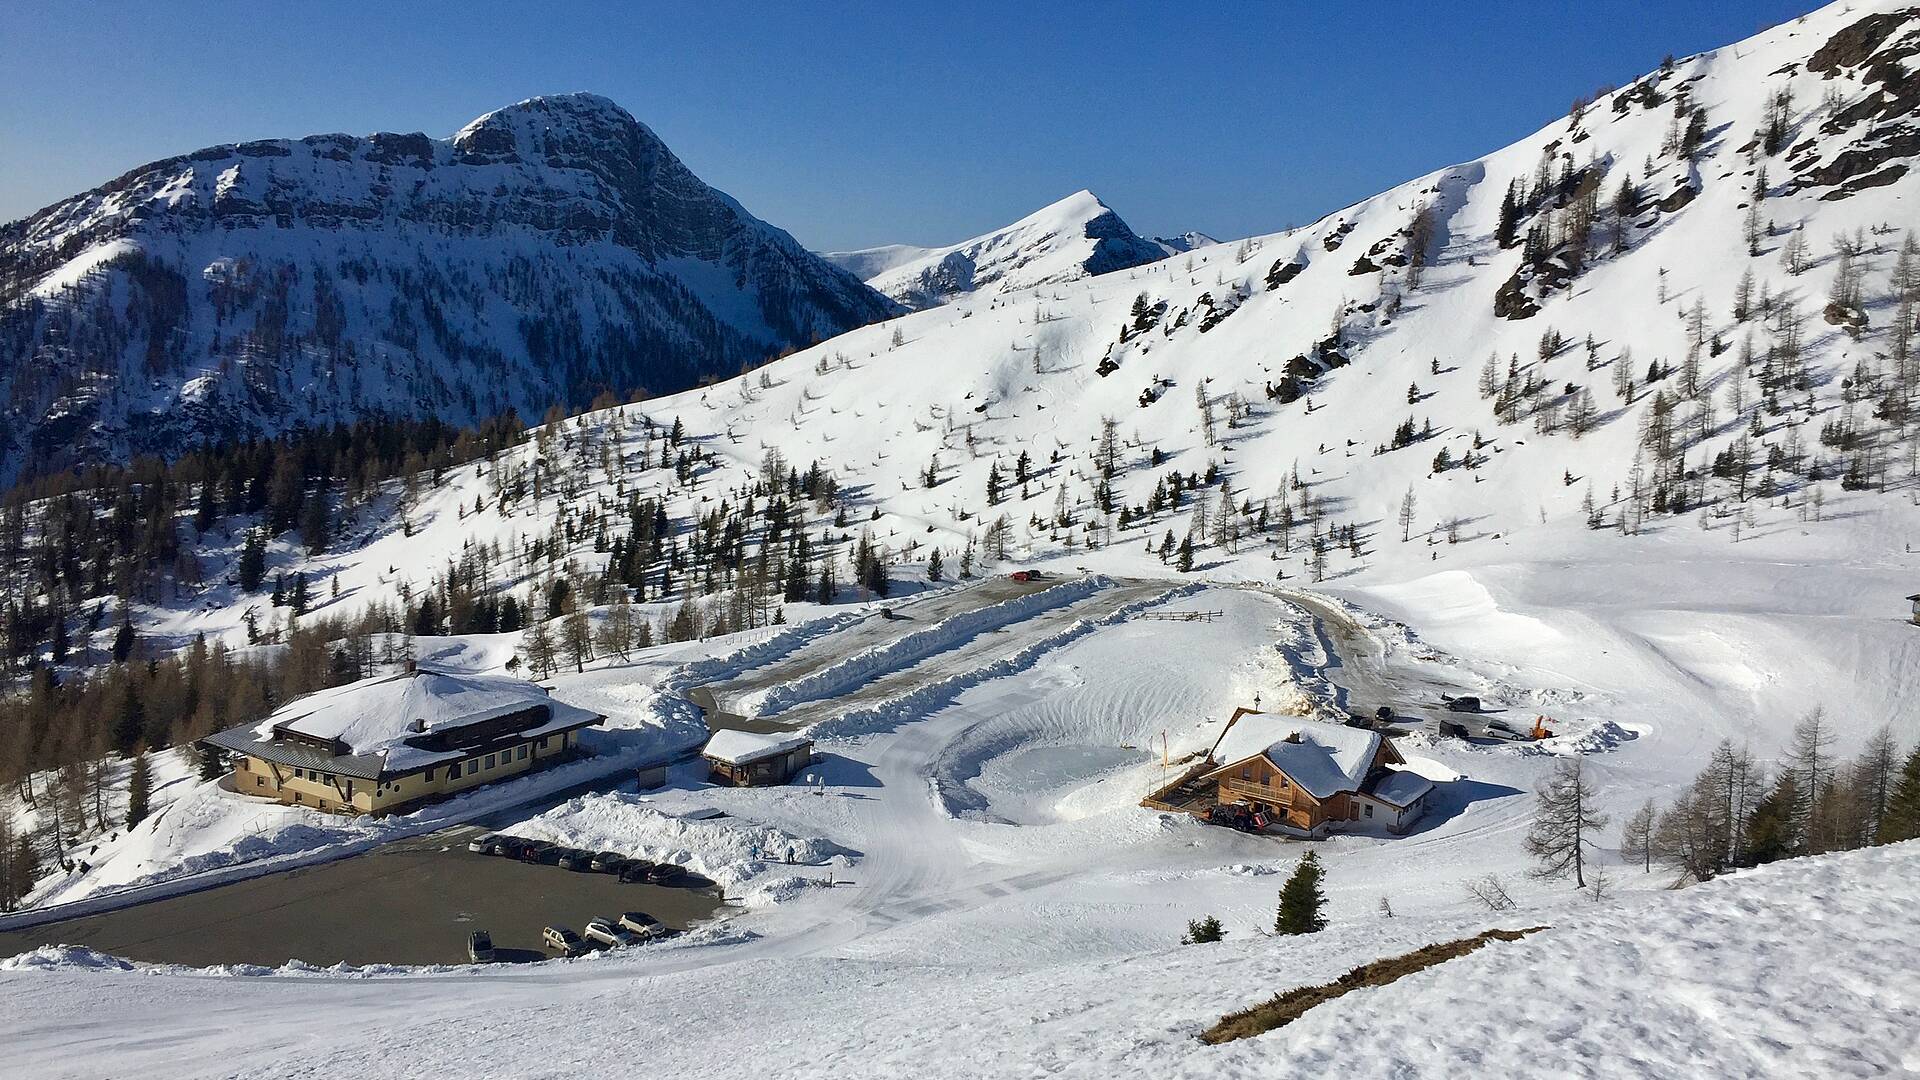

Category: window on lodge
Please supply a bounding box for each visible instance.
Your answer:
[485,754,496,769]
[466,760,479,776]
[424,768,436,782]
[518,745,529,761]
[537,736,549,750]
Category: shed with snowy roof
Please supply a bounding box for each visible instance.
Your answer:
[702,729,815,787]
[201,668,603,815]
[1199,716,1432,836]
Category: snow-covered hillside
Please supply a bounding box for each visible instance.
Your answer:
[4,6,1920,1075]
[29,0,1917,765]
[5,828,1913,1078]
[821,189,1170,309]
[0,93,897,482]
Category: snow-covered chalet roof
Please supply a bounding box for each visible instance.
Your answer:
[1204,716,1386,799]
[1367,768,1434,808]
[204,668,602,778]
[703,729,812,766]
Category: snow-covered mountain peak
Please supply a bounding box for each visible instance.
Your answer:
[451,92,657,159]
[0,96,897,481]
[822,188,1171,309]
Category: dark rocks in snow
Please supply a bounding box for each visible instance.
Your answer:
[1657,183,1698,213]
[1265,258,1304,291]
[1808,10,1920,76]
[1493,268,1542,321]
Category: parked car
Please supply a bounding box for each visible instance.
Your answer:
[542,926,587,956]
[491,836,528,858]
[583,917,640,948]
[467,833,499,854]
[467,930,495,963]
[1443,695,1483,713]
[1438,719,1473,740]
[518,841,561,864]
[617,860,658,884]
[556,848,595,871]
[642,862,686,885]
[1480,719,1530,742]
[589,851,628,873]
[616,911,662,939]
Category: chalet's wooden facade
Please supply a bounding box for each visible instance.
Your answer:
[702,731,815,787]
[1200,728,1430,836]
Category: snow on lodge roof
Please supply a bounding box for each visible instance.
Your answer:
[702,729,811,766]
[1369,768,1434,809]
[204,669,603,779]
[1204,716,1385,800]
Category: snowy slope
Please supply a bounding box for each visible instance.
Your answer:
[5,8,1920,1074]
[3,823,1913,1078]
[0,93,897,482]
[821,189,1170,309]
[50,0,1920,771]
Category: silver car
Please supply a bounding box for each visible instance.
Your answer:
[583,917,640,948]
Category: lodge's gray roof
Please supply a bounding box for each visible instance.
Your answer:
[202,726,390,780]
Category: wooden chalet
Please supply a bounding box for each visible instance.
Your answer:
[703,730,815,787]
[1199,717,1433,836]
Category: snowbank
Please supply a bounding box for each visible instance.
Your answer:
[503,792,854,901]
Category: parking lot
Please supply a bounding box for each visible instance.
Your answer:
[0,828,724,968]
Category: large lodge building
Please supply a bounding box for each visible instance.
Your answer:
[202,668,604,816]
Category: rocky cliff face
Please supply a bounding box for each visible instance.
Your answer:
[0,94,897,481]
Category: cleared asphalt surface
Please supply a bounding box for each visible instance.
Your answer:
[0,829,722,967]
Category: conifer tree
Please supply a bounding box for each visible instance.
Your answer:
[1182,915,1225,944]
[237,529,267,592]
[1275,851,1328,935]
[1525,757,1608,887]
[124,752,152,829]
[1620,799,1657,872]
[1741,772,1799,865]
[112,682,145,755]
[1877,745,1920,844]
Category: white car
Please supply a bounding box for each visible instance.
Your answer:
[617,911,663,940]
[467,832,499,854]
[583,917,640,948]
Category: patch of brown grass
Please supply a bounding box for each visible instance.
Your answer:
[1199,926,1546,1045]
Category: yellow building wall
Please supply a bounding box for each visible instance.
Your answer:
[234,729,582,815]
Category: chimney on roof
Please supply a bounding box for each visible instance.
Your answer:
[1284,732,1303,743]
[408,718,427,733]
[404,658,418,674]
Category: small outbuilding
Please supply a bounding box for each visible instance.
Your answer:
[702,730,815,787]
[1908,593,1920,625]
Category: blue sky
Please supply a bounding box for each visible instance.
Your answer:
[2,1,1820,250]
